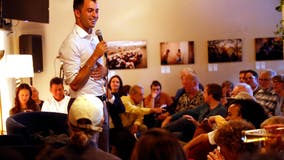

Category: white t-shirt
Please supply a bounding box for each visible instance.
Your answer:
[41,96,71,114]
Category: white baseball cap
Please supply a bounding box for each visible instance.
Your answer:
[69,94,104,132]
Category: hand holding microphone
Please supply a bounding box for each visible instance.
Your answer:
[89,29,108,81]
[90,29,106,60]
[95,29,108,58]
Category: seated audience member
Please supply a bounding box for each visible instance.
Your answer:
[220,80,234,105]
[240,151,284,160]
[239,70,247,83]
[272,74,284,115]
[230,82,254,98]
[41,77,70,114]
[0,147,26,160]
[10,83,40,116]
[184,99,268,160]
[226,99,268,128]
[107,75,135,160]
[260,116,284,154]
[144,80,173,128]
[226,82,255,107]
[31,86,44,109]
[122,85,131,96]
[207,120,259,160]
[254,69,278,117]
[120,85,163,134]
[170,68,204,114]
[131,128,187,160]
[107,75,126,129]
[221,80,234,98]
[44,94,120,160]
[245,69,260,95]
[161,68,205,132]
[162,83,227,142]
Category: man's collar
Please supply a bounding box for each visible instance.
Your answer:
[74,24,93,39]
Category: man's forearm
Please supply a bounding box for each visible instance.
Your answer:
[70,55,99,91]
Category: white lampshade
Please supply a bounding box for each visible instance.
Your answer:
[4,54,34,78]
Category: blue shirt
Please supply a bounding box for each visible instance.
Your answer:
[171,102,227,122]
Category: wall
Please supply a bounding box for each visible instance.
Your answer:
[6,0,284,101]
[0,29,16,133]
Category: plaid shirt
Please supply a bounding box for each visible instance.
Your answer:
[254,88,279,116]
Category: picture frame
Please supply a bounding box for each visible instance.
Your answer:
[160,41,194,65]
[255,37,283,61]
[208,38,242,63]
[106,41,147,69]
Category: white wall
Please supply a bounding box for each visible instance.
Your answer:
[6,0,284,101]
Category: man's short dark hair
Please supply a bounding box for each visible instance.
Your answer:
[246,69,258,79]
[73,0,96,11]
[239,70,247,74]
[206,83,222,101]
[50,77,63,87]
[150,80,161,89]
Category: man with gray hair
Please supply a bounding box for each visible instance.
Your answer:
[254,69,278,116]
[172,68,204,113]
[230,82,254,98]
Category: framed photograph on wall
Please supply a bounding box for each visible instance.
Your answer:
[208,38,242,63]
[160,41,194,65]
[106,41,147,69]
[255,37,283,61]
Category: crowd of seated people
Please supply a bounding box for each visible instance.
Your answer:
[3,67,284,160]
[107,48,143,69]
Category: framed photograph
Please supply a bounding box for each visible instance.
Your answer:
[160,41,194,65]
[208,39,242,63]
[255,37,283,61]
[106,41,147,69]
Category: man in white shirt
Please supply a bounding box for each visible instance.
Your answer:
[58,0,109,152]
[41,77,70,114]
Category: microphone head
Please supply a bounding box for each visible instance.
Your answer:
[95,29,102,36]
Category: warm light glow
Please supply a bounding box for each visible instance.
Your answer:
[4,55,34,78]
[0,31,5,50]
[0,50,4,60]
[0,30,9,134]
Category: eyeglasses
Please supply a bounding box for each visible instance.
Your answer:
[273,80,283,84]
[259,78,271,81]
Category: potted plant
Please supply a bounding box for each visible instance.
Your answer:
[275,0,284,39]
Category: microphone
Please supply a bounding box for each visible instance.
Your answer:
[95,29,104,42]
[95,29,108,66]
[95,29,107,57]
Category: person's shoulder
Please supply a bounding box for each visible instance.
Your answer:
[121,95,129,101]
[64,95,71,101]
[42,97,53,105]
[175,88,185,97]
[195,103,208,109]
[160,91,170,97]
[216,104,226,111]
[46,145,69,160]
[196,90,204,96]
[59,26,81,48]
[95,149,121,160]
[144,94,152,100]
